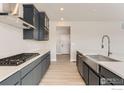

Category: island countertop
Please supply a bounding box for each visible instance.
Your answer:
[77,49,124,79]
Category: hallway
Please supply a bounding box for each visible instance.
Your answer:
[40,54,85,85]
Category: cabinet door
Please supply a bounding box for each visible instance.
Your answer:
[21,69,34,85]
[99,66,124,85]
[78,55,81,72]
[21,56,41,78]
[32,62,42,85]
[80,61,84,78]
[23,29,33,39]
[40,54,50,80]
[42,58,48,76]
[23,5,34,39]
[38,12,49,41]
[23,5,33,25]
[83,62,89,85]
[76,53,82,72]
[46,54,50,69]
[0,71,21,85]
[33,8,40,40]
[41,59,45,78]
[21,63,41,85]
[23,5,39,40]
[89,68,100,85]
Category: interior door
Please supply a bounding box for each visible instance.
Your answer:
[56,26,70,54]
[57,34,70,54]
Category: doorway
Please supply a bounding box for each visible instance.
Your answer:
[56,26,71,62]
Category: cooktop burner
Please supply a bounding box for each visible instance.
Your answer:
[0,53,40,66]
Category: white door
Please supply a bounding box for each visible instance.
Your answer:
[59,34,70,54]
[56,27,70,54]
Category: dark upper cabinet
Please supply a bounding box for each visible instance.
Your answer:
[39,12,49,30]
[23,4,39,39]
[23,5,34,25]
[23,4,49,41]
[37,12,49,41]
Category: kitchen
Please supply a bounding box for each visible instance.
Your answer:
[1,2,124,88]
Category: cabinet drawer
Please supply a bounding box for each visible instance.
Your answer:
[99,66,123,85]
[0,71,21,85]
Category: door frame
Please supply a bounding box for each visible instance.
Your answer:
[56,26,71,60]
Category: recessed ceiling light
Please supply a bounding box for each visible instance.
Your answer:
[61,17,64,21]
[60,8,64,11]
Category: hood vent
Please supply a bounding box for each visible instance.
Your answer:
[0,3,35,29]
[0,3,19,15]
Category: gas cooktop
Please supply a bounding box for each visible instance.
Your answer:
[0,53,40,66]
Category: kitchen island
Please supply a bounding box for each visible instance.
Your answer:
[76,50,124,85]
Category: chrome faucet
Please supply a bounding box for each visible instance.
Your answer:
[101,35,112,56]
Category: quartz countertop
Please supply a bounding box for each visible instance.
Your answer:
[99,62,124,79]
[0,49,50,82]
[77,49,124,79]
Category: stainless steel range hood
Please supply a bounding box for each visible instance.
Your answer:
[0,3,35,29]
[0,3,19,15]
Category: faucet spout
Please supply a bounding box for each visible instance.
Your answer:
[101,35,112,56]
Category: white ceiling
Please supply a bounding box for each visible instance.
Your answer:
[34,3,124,21]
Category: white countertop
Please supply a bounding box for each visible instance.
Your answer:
[77,49,124,61]
[77,49,124,79]
[0,49,50,82]
[99,62,124,79]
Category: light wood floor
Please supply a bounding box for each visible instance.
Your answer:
[39,54,85,85]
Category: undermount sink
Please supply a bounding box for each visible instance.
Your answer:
[87,55,120,62]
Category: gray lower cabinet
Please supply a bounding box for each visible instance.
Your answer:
[89,68,100,85]
[76,52,84,78]
[0,71,21,85]
[76,52,100,85]
[40,54,50,79]
[21,52,50,85]
[76,52,124,85]
[21,69,34,85]
[83,62,89,85]
[21,62,42,85]
[33,62,42,84]
[0,52,50,85]
[99,66,124,85]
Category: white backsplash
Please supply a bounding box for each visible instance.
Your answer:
[0,23,49,59]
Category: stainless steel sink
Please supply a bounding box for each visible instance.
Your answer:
[87,55,120,62]
[82,54,121,73]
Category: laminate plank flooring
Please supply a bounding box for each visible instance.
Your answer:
[39,54,85,85]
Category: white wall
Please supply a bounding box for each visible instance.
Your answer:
[0,23,49,59]
[49,21,124,61]
[1,20,124,62]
